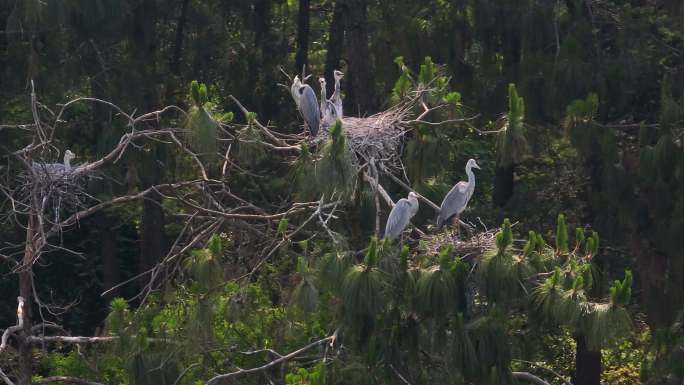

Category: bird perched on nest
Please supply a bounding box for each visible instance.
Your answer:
[291,75,320,136]
[318,77,338,128]
[290,75,302,109]
[385,191,420,240]
[330,70,344,119]
[437,158,480,229]
[31,149,77,178]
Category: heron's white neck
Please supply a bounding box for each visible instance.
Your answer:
[465,164,475,190]
[408,194,419,216]
[333,77,341,96]
[320,83,327,109]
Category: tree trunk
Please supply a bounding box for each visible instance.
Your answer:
[250,0,277,120]
[99,214,120,299]
[343,0,375,115]
[18,213,36,385]
[493,164,514,207]
[131,0,167,285]
[573,334,601,385]
[295,0,311,73]
[324,0,345,91]
[140,188,166,278]
[170,0,190,76]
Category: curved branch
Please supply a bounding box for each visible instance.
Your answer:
[512,372,552,385]
[32,376,104,385]
[205,333,336,385]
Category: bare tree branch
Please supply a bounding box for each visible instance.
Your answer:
[512,372,552,385]
[205,333,336,385]
[31,376,104,385]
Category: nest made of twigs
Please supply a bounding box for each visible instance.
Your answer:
[313,99,416,170]
[422,227,498,261]
[16,166,94,224]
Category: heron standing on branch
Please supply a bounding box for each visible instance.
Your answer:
[437,159,480,229]
[297,82,320,136]
[290,75,303,108]
[385,192,420,240]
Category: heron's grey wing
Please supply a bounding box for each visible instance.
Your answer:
[437,182,468,227]
[385,199,412,239]
[323,100,338,127]
[299,86,320,135]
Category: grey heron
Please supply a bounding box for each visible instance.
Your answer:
[318,77,338,128]
[330,70,344,119]
[385,191,420,240]
[32,149,76,177]
[298,83,320,136]
[437,159,480,229]
[290,75,302,108]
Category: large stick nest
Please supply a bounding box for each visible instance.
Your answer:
[313,96,419,172]
[15,164,96,225]
[421,227,498,261]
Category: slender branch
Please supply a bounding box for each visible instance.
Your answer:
[0,297,25,353]
[512,372,552,385]
[27,336,114,344]
[0,369,14,385]
[31,376,104,385]
[205,334,336,385]
[513,360,573,385]
[228,95,301,151]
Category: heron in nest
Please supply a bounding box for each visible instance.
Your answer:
[437,158,480,230]
[297,82,320,136]
[330,70,344,119]
[290,75,303,108]
[385,191,420,240]
[32,149,77,177]
[318,77,338,128]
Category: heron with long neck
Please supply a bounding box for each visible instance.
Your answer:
[297,83,320,136]
[318,77,338,128]
[290,75,303,108]
[330,70,344,119]
[32,149,77,177]
[437,159,480,229]
[385,191,420,240]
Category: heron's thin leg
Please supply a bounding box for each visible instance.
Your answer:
[452,216,460,239]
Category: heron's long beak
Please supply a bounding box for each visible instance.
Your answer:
[474,163,480,170]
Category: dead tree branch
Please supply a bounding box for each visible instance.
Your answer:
[205,333,336,385]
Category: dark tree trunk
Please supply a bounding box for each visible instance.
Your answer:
[343,0,375,115]
[324,0,346,91]
[18,213,36,385]
[573,334,601,385]
[99,214,120,299]
[170,0,190,76]
[140,189,166,275]
[493,164,514,207]
[295,0,311,73]
[131,0,167,283]
[249,0,278,120]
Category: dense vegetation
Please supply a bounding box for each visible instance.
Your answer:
[1,1,683,384]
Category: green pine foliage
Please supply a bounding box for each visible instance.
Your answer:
[556,213,569,255]
[497,83,527,167]
[185,80,219,156]
[315,120,356,198]
[237,113,267,166]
